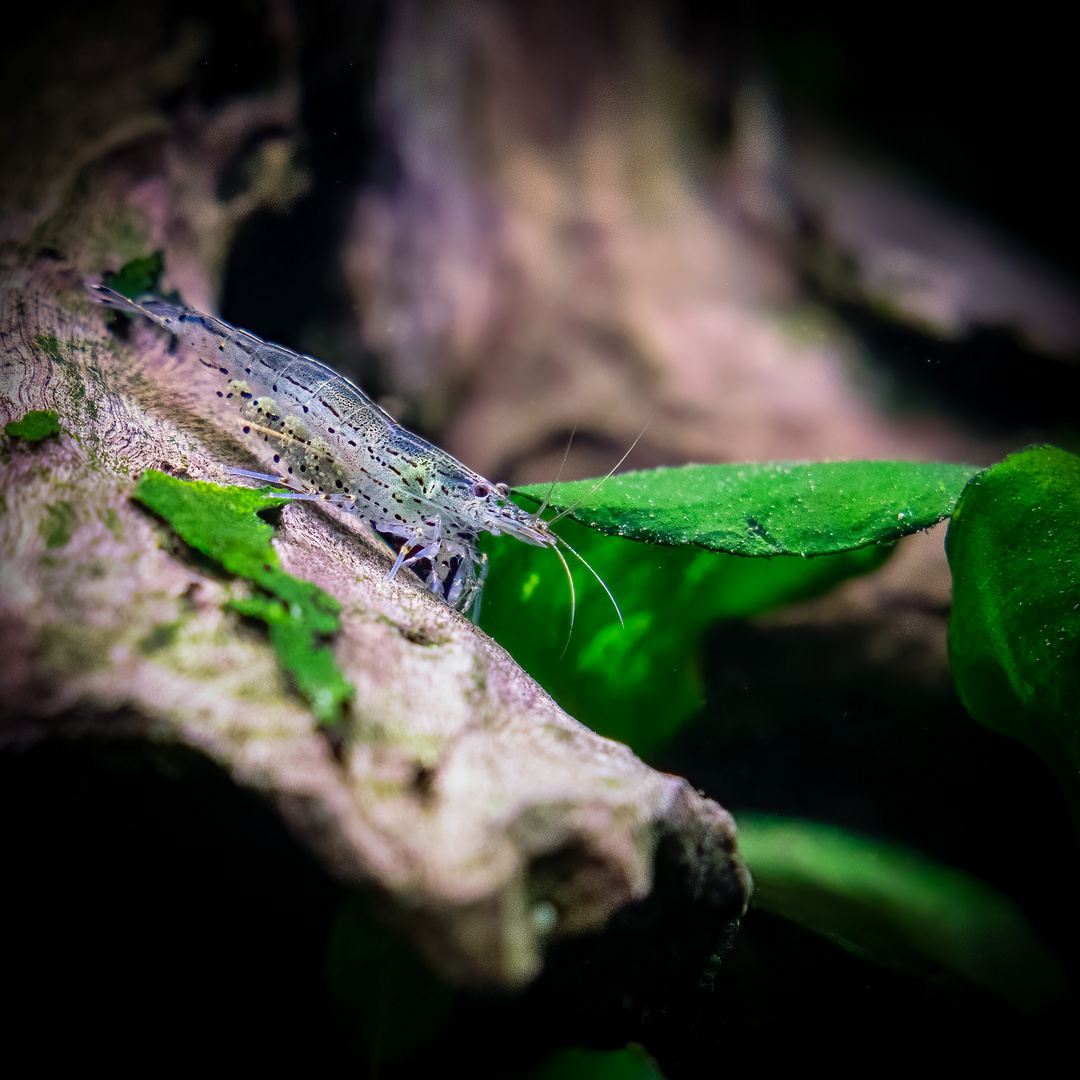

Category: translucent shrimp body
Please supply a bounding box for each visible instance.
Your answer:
[91,284,555,619]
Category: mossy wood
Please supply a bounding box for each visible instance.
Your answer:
[0,17,750,990]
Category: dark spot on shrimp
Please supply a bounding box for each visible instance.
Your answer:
[272,384,278,392]
[243,425,251,434]
[219,367,229,375]
[273,454,280,463]
[335,479,343,488]
[216,391,223,398]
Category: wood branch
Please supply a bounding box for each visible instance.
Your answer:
[0,0,749,989]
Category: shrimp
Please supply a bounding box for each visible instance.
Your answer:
[91,284,623,626]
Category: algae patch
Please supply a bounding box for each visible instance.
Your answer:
[100,506,124,541]
[32,336,65,366]
[5,409,62,442]
[36,622,114,677]
[138,620,182,655]
[133,470,354,724]
[40,500,78,548]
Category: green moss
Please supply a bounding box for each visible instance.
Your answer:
[133,470,354,725]
[39,500,78,548]
[100,507,123,541]
[53,353,87,405]
[103,251,166,299]
[102,251,182,303]
[4,408,61,442]
[32,335,65,366]
[36,623,113,676]
[138,620,182,655]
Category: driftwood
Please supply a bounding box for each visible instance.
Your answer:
[0,1,749,988]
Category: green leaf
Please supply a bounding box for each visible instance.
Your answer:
[516,460,980,556]
[102,251,166,300]
[133,471,353,724]
[946,446,1080,826]
[480,512,887,758]
[4,409,61,442]
[524,1044,665,1080]
[736,814,1068,1014]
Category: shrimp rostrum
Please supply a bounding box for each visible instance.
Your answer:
[91,284,618,624]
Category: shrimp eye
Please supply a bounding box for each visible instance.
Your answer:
[472,482,490,498]
[495,482,510,498]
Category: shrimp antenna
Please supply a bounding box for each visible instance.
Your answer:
[530,423,578,524]
[547,412,654,526]
[548,541,577,657]
[554,532,623,629]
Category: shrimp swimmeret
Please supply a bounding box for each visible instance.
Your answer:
[91,284,623,626]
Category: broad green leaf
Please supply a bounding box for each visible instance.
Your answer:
[524,1043,665,1080]
[736,814,1067,1014]
[516,460,979,556]
[480,513,887,758]
[946,446,1080,826]
[133,471,353,724]
[4,409,61,441]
